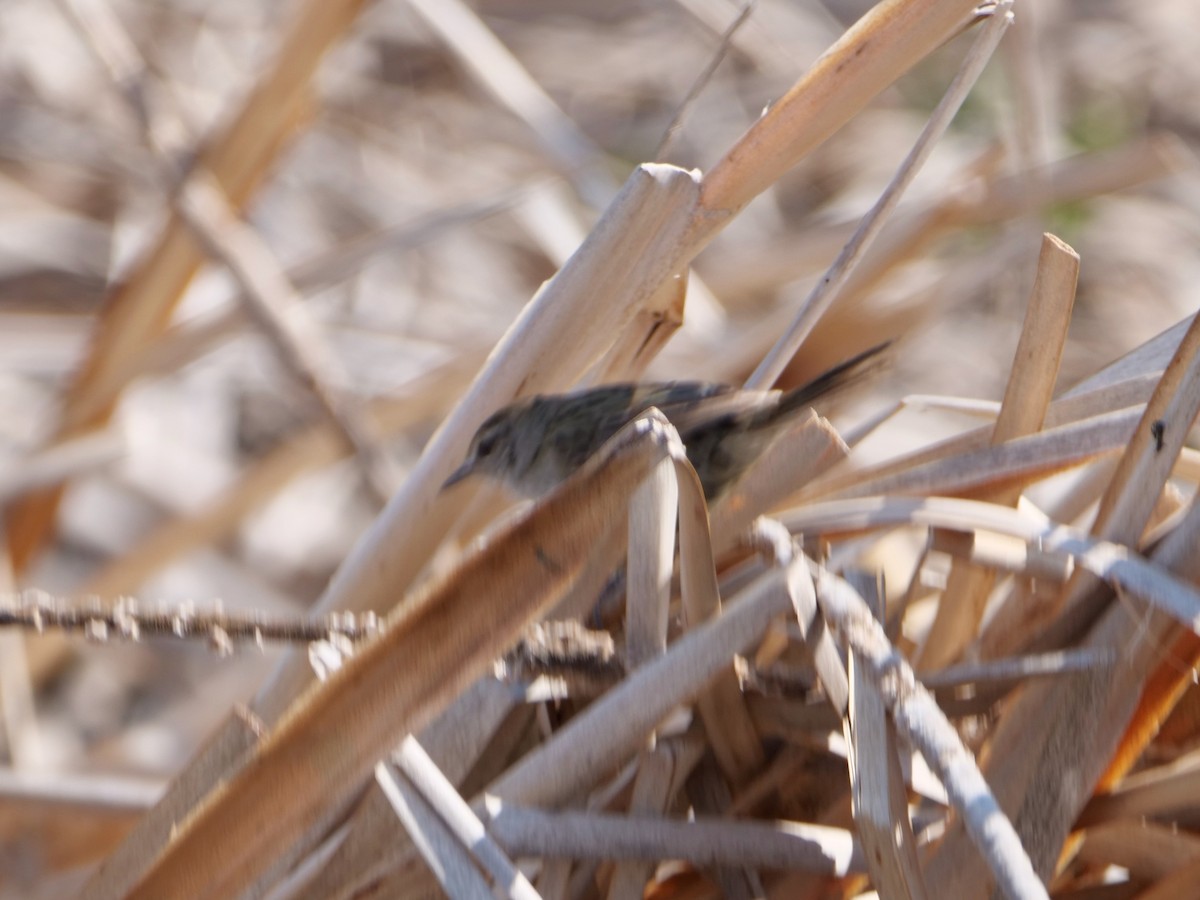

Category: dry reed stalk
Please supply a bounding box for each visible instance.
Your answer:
[698,0,982,218]
[757,517,850,717]
[1041,311,1200,650]
[409,0,734,334]
[626,457,678,669]
[481,804,863,876]
[374,762,498,899]
[802,348,1189,502]
[700,135,1184,303]
[667,452,765,788]
[83,707,263,900]
[407,0,614,209]
[1074,820,1200,882]
[810,407,1142,501]
[831,321,1190,502]
[15,356,478,692]
[490,523,766,813]
[0,766,161,814]
[382,739,540,900]
[803,331,1197,508]
[710,411,849,550]
[843,569,928,899]
[1128,856,1200,900]
[626,0,985,407]
[929,527,1072,583]
[0,606,36,771]
[654,0,756,162]
[1096,625,1200,795]
[920,648,1114,695]
[1078,751,1200,827]
[287,681,527,900]
[172,175,400,502]
[917,233,1078,670]
[779,496,1200,629]
[965,134,1190,227]
[590,274,689,384]
[305,536,803,900]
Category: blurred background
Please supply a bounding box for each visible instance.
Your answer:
[1,0,1198,888]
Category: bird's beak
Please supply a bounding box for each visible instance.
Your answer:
[441,459,475,490]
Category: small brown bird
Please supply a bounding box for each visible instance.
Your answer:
[444,344,886,501]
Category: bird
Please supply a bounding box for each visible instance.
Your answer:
[444,343,886,502]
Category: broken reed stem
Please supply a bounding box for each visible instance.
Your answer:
[987,234,1081,473]
[626,457,678,668]
[917,232,1079,670]
[700,0,983,216]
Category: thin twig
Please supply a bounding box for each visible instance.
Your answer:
[746,2,1014,389]
[0,591,379,647]
[656,0,757,160]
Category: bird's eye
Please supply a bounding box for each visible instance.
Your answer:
[476,434,497,457]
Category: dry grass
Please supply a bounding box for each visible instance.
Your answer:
[2,0,1200,897]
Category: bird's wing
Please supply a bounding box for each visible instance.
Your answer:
[631,382,779,436]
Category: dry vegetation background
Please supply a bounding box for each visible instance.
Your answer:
[3,0,1200,897]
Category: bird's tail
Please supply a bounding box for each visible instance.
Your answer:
[774,341,891,418]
